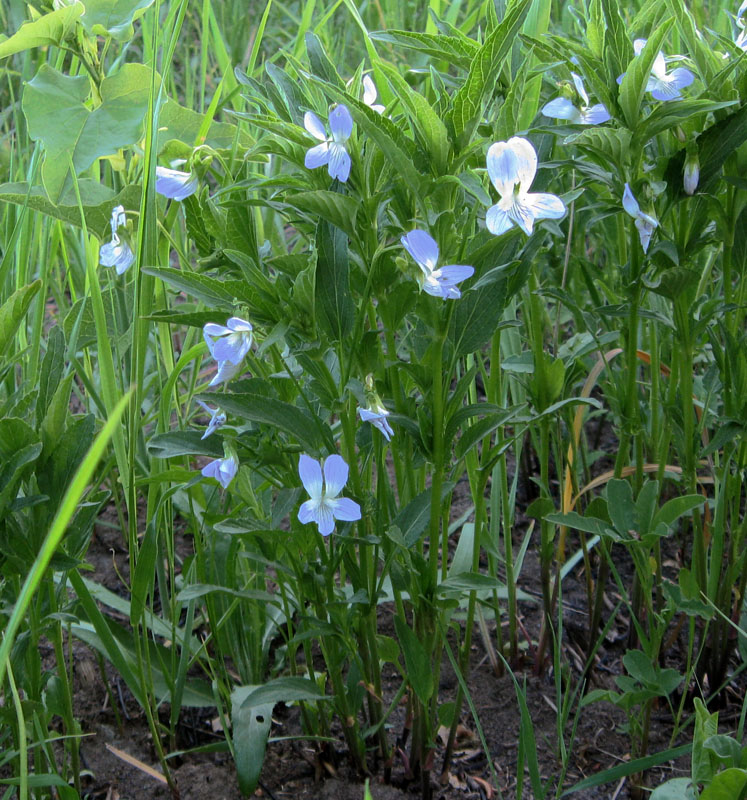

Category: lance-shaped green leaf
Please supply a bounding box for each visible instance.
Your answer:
[80,0,155,41]
[0,280,42,356]
[369,30,477,69]
[446,0,531,147]
[0,181,140,239]
[618,21,673,131]
[231,686,274,796]
[23,63,150,203]
[0,3,84,59]
[314,219,354,342]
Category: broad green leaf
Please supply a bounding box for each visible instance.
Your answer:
[637,100,736,144]
[232,686,274,796]
[391,482,455,548]
[288,191,359,240]
[693,697,720,785]
[142,266,252,308]
[652,495,704,532]
[23,64,150,203]
[368,30,477,69]
[0,181,141,239]
[607,478,635,536]
[618,21,673,130]
[0,3,83,59]
[314,219,354,342]
[699,769,747,800]
[650,778,697,800]
[546,511,610,538]
[80,0,155,40]
[146,431,223,459]
[0,280,42,355]
[446,0,531,147]
[394,617,433,704]
[159,98,252,151]
[202,392,329,452]
[239,677,327,708]
[698,104,747,193]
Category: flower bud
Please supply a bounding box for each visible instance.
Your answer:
[683,151,699,196]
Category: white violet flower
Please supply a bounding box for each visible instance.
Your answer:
[304,105,353,183]
[623,183,659,253]
[485,137,566,237]
[617,39,695,101]
[297,454,361,536]
[201,454,238,489]
[358,403,394,441]
[155,166,199,201]
[400,230,474,300]
[196,399,227,439]
[542,73,611,125]
[362,75,385,114]
[100,205,135,275]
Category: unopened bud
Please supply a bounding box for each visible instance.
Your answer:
[684,151,699,196]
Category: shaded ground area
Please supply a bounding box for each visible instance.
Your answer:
[63,510,710,800]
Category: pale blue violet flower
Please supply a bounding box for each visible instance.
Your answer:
[196,399,226,439]
[203,317,254,365]
[297,454,361,536]
[617,39,694,101]
[201,453,238,489]
[304,105,353,182]
[203,317,253,387]
[362,75,385,114]
[100,205,135,275]
[542,73,611,125]
[736,0,747,49]
[358,403,394,441]
[155,166,199,200]
[400,230,474,300]
[485,137,566,236]
[623,183,658,253]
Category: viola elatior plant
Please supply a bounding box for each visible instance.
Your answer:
[297,454,361,536]
[303,105,353,182]
[618,39,695,101]
[100,205,134,274]
[542,73,611,125]
[201,453,238,489]
[155,165,199,200]
[623,183,659,253]
[203,317,253,387]
[400,230,474,300]
[195,400,226,439]
[485,137,566,236]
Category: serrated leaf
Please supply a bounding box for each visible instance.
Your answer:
[377,62,450,174]
[288,190,359,240]
[146,431,223,459]
[141,266,250,308]
[618,21,673,130]
[314,219,353,342]
[0,280,42,356]
[305,31,345,89]
[368,30,477,69]
[446,0,531,146]
[200,392,329,452]
[0,181,141,240]
[0,3,83,59]
[23,63,150,203]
